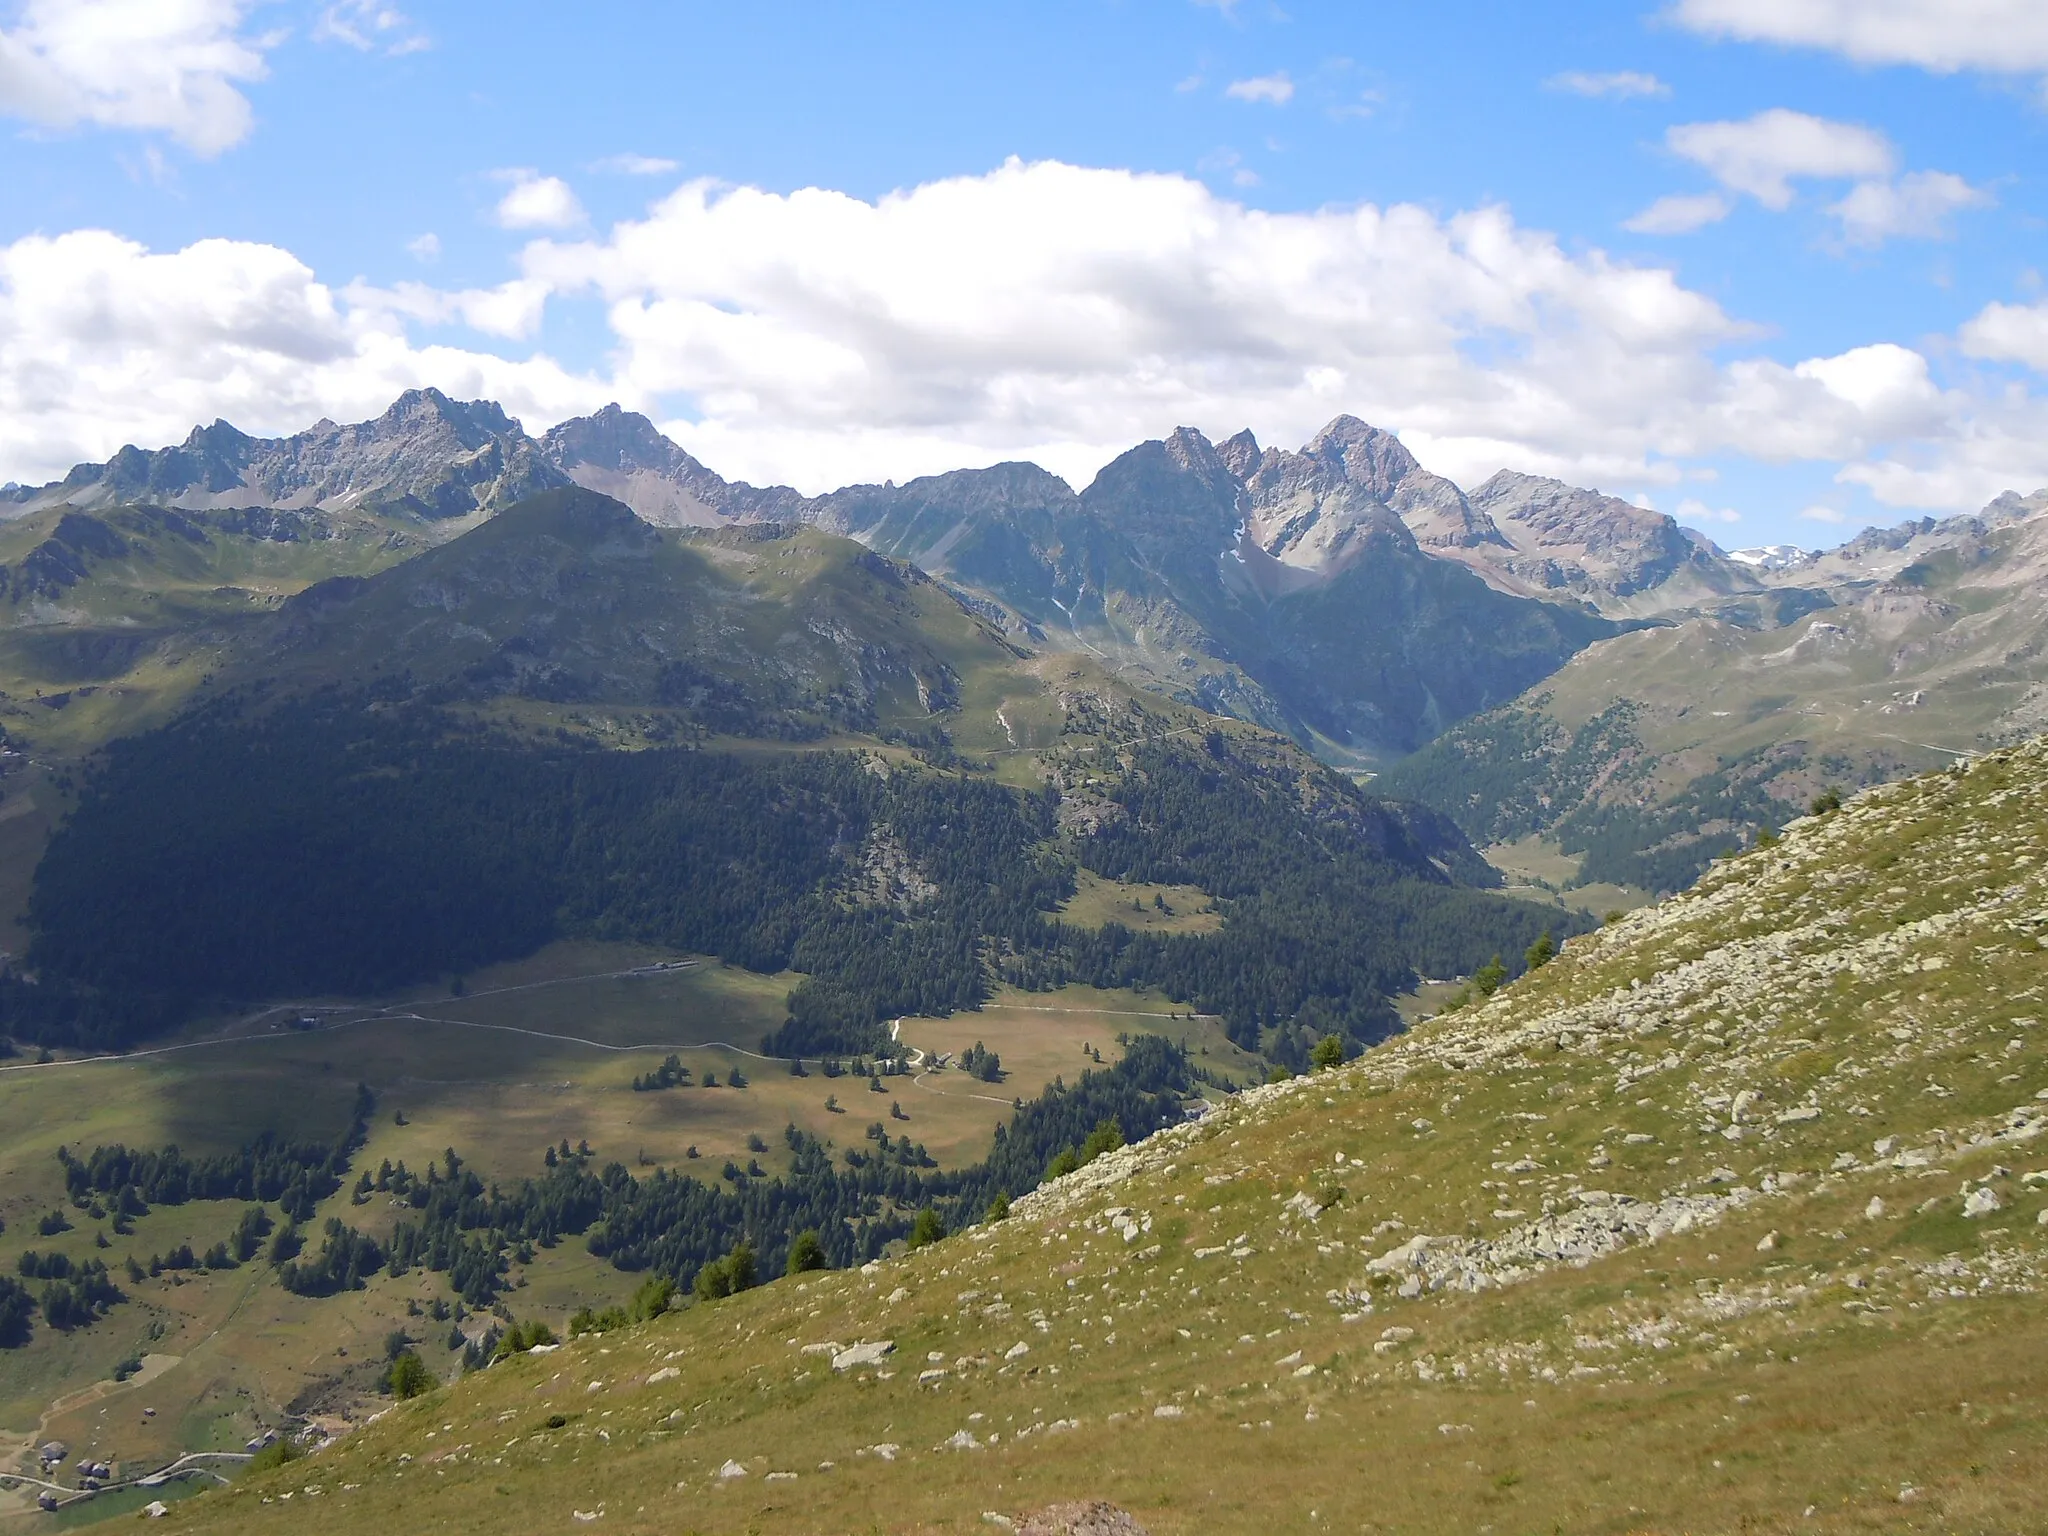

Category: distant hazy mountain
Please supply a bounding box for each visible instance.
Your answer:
[1727,543,1813,572]
[1382,485,2048,892]
[538,404,805,526]
[1,389,567,522]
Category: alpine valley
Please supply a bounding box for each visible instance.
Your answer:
[2,393,2046,1535]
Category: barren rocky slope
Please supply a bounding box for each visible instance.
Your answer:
[149,737,2048,1535]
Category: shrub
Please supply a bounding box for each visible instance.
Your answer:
[388,1350,433,1400]
[1079,1118,1124,1164]
[907,1208,946,1250]
[785,1230,828,1275]
[630,1274,675,1320]
[1523,931,1556,972]
[1310,1034,1345,1071]
[693,1242,757,1301]
[492,1319,557,1359]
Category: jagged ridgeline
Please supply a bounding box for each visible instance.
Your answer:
[9,690,1561,1058]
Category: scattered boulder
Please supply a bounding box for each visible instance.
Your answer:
[831,1340,895,1371]
[1963,1187,2003,1218]
[1017,1500,1151,1535]
[1283,1191,1325,1222]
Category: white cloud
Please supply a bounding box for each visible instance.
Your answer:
[314,1,428,56]
[504,158,2048,502]
[0,0,268,155]
[1799,504,1847,522]
[1670,0,2048,80]
[1828,170,1992,246]
[0,229,606,485]
[591,153,679,177]
[493,172,586,231]
[1656,109,1981,247]
[406,232,440,263]
[1667,109,1894,209]
[1225,72,1293,105]
[1547,70,1670,99]
[1624,192,1732,235]
[1678,497,1742,523]
[343,276,552,340]
[3,162,2044,514]
[1960,297,2048,371]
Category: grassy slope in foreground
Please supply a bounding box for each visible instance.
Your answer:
[156,741,2048,1536]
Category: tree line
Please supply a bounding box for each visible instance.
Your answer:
[6,692,1563,1063]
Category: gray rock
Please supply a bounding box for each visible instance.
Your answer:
[831,1340,895,1371]
[1017,1501,1151,1536]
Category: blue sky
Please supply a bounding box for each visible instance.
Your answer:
[2,0,2046,547]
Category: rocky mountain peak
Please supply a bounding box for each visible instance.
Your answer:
[537,405,805,527]
[1237,436,1417,576]
[1303,415,1422,500]
[1160,426,1234,488]
[1216,428,1262,480]
[540,403,699,478]
[181,420,256,455]
[364,387,523,452]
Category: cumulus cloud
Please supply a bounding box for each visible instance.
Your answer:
[1668,109,1894,208]
[1547,70,1670,99]
[1655,109,1986,247]
[1799,504,1847,522]
[1828,170,1992,245]
[0,0,268,155]
[1960,298,2048,372]
[406,232,440,263]
[493,172,586,230]
[1670,0,2048,82]
[0,229,606,485]
[1224,72,1293,104]
[314,1,429,56]
[343,276,553,340]
[1624,192,1732,235]
[2,162,2044,513]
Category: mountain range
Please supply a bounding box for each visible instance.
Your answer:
[6,388,2048,899]
[0,390,1778,762]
